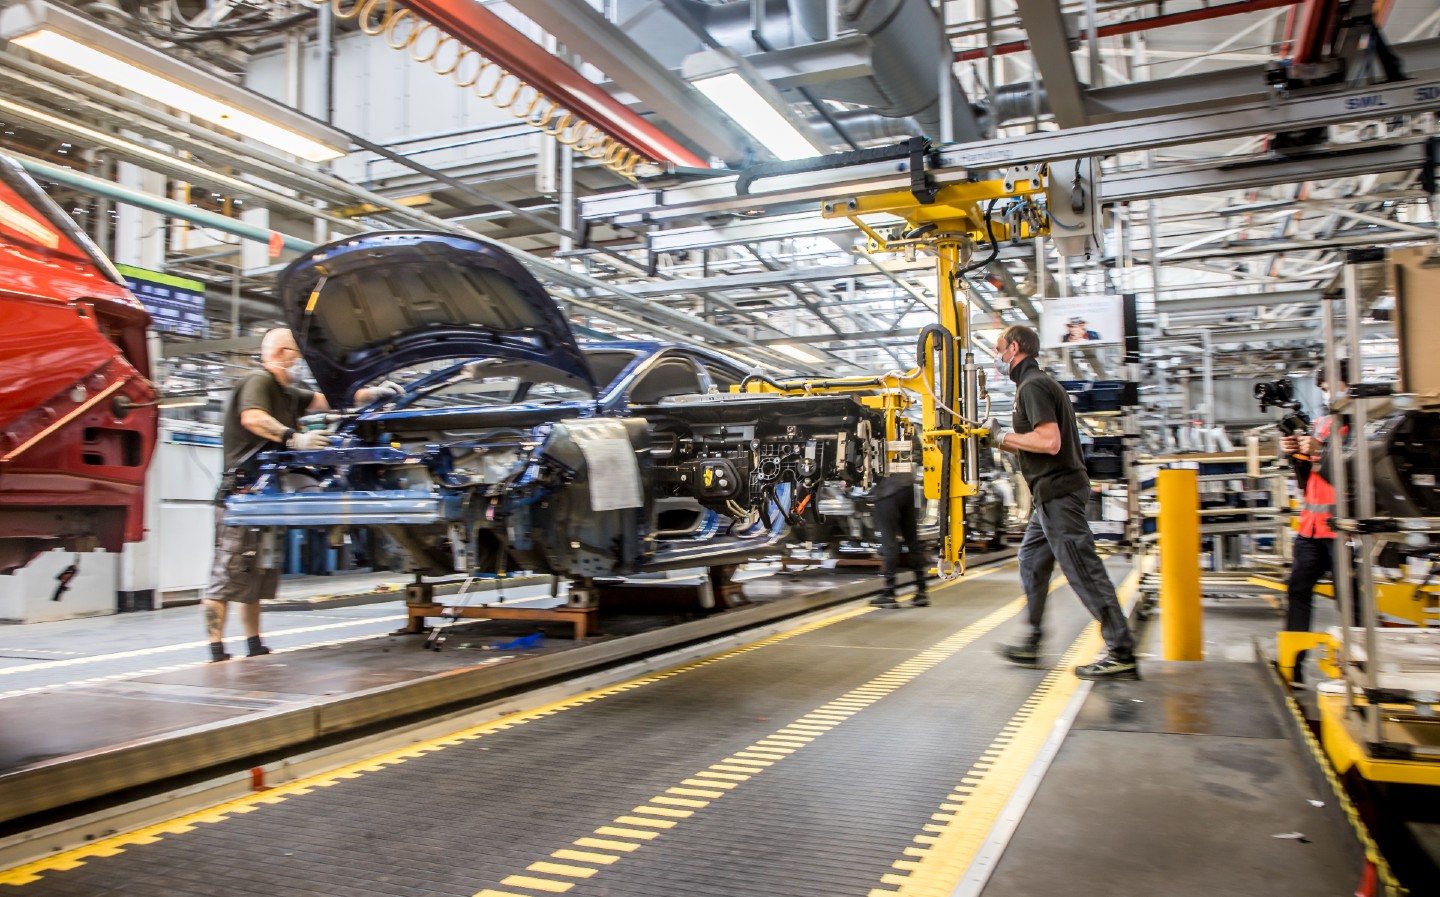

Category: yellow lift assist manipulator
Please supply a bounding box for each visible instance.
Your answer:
[735,138,1060,578]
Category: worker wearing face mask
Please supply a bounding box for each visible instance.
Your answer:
[202,328,400,663]
[985,325,1138,680]
[1278,360,1349,680]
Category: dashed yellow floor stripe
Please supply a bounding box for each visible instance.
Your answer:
[871,570,1142,897]
[460,593,1028,896]
[0,566,1004,888]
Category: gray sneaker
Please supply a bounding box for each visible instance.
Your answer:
[999,640,1042,668]
[1074,654,1140,680]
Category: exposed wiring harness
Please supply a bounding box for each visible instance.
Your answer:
[118,0,313,44]
[956,198,1001,279]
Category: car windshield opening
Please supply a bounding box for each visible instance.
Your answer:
[400,352,641,410]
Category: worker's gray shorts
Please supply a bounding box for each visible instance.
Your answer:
[204,504,279,604]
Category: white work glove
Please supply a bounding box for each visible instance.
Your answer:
[982,417,1011,450]
[363,380,403,403]
[286,429,333,451]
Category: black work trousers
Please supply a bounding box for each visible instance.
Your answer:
[874,487,926,597]
[1018,486,1134,658]
[1284,534,1334,632]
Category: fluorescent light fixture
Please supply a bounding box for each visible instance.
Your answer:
[692,73,819,162]
[683,48,825,162]
[773,343,824,364]
[1,1,347,163]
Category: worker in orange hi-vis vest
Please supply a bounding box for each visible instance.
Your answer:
[1278,360,1348,682]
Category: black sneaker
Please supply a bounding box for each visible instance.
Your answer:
[999,640,1042,668]
[870,594,900,609]
[1074,654,1140,680]
[247,646,272,658]
[911,593,930,608]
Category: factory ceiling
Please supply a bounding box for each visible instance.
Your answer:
[0,0,1434,403]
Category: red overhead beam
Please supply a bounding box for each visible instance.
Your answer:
[399,0,708,168]
[955,0,1305,63]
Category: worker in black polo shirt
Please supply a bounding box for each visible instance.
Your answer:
[984,324,1138,680]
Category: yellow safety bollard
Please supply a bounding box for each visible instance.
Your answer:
[1158,468,1203,660]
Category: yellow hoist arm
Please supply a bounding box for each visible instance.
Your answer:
[816,175,1051,577]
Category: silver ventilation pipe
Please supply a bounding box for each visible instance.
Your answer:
[629,0,984,140]
[793,0,984,142]
[991,82,1053,126]
[806,110,919,144]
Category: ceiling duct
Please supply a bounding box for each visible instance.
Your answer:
[991,82,1052,127]
[804,0,983,141]
[806,108,918,144]
[625,0,982,143]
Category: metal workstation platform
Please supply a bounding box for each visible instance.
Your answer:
[0,563,1372,897]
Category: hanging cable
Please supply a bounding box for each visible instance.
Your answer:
[956,198,1001,278]
[300,0,648,180]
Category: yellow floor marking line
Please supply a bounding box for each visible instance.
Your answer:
[462,595,1028,897]
[525,862,596,879]
[1,565,1017,890]
[550,850,617,865]
[1267,666,1407,896]
[499,874,573,893]
[0,566,1004,888]
[870,570,1141,897]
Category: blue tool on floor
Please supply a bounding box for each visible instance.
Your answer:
[489,633,544,651]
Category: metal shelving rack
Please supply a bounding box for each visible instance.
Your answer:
[1075,409,1137,552]
[1320,248,1440,772]
[1133,452,1291,568]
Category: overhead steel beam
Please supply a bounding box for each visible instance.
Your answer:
[754,328,923,345]
[1147,321,1391,344]
[0,54,358,206]
[1012,0,1088,128]
[1156,289,1323,313]
[614,258,935,296]
[399,0,706,167]
[1101,138,1432,204]
[630,137,1429,254]
[647,213,858,252]
[0,96,360,230]
[510,0,750,163]
[1085,37,1440,122]
[582,71,1440,227]
[958,0,1304,64]
[1152,228,1434,262]
[15,154,318,252]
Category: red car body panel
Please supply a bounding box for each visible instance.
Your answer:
[0,160,157,574]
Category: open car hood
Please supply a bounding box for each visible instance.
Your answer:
[279,231,595,405]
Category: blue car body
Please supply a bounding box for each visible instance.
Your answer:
[227,232,889,579]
